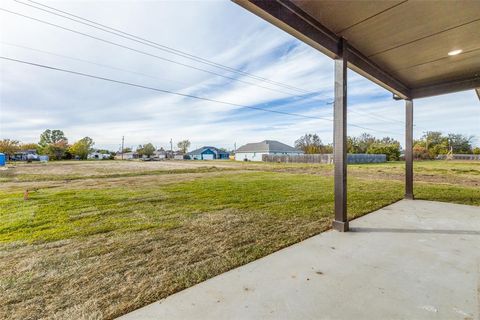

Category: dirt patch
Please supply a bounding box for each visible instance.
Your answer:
[0,169,253,193]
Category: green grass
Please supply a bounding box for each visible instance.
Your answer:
[349,160,480,176]
[0,172,397,243]
[1,160,479,320]
[1,169,479,244]
[415,182,480,205]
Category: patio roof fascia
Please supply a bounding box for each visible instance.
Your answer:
[233,0,480,100]
[411,77,480,99]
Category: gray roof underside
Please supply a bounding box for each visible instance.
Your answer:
[236,140,301,153]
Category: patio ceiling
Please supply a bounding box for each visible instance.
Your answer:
[233,0,480,99]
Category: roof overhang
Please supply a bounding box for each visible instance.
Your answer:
[233,0,480,100]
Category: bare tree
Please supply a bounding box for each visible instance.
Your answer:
[177,140,191,153]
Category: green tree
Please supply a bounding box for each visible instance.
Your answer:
[295,133,331,154]
[38,129,69,159]
[422,131,444,149]
[20,143,41,154]
[39,129,67,147]
[177,140,191,153]
[347,136,360,153]
[69,137,95,160]
[367,143,400,161]
[473,147,480,155]
[415,132,473,157]
[137,143,155,158]
[413,145,430,160]
[357,133,377,153]
[447,133,472,154]
[44,140,69,160]
[347,133,378,154]
[321,143,333,153]
[0,139,20,159]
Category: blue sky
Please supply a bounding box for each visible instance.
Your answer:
[1,0,479,151]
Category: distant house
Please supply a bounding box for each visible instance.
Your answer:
[88,151,110,160]
[115,151,139,160]
[187,146,229,160]
[12,149,39,161]
[153,148,167,160]
[173,153,186,160]
[235,140,303,161]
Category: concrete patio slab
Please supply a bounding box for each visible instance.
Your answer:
[119,200,480,320]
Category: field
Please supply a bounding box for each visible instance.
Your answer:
[1,160,479,319]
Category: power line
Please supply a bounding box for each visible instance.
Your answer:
[4,5,407,132]
[0,7,316,98]
[348,108,405,125]
[19,0,310,93]
[9,41,404,129]
[1,56,403,136]
[0,56,331,121]
[7,39,396,129]
[1,42,190,86]
[7,39,407,129]
[15,0,311,95]
[325,99,405,126]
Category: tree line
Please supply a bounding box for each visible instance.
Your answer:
[0,129,194,161]
[413,131,479,159]
[125,140,191,157]
[294,133,401,160]
[2,129,477,162]
[0,129,99,160]
[295,132,479,161]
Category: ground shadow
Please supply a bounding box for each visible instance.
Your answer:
[350,227,480,236]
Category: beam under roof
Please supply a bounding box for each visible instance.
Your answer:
[233,0,480,100]
[411,76,480,99]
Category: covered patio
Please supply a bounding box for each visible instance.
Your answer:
[232,0,480,232]
[119,1,480,318]
[120,200,480,319]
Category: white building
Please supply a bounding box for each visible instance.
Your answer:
[153,148,167,160]
[114,152,139,160]
[235,140,303,161]
[87,151,110,160]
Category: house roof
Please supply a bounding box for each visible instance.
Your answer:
[236,140,302,153]
[188,146,229,155]
[18,149,37,153]
[233,0,480,99]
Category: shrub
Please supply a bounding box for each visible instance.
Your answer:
[367,143,400,161]
[413,145,430,160]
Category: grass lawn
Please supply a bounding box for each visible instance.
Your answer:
[0,160,479,319]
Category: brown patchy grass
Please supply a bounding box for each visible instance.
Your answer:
[0,160,479,320]
[1,210,327,319]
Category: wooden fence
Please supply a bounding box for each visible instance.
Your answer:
[436,154,480,160]
[262,154,387,164]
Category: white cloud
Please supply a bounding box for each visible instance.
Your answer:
[0,0,478,151]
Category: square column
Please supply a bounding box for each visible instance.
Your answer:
[332,39,348,232]
[405,99,414,199]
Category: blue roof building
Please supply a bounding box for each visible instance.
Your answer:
[187,146,229,160]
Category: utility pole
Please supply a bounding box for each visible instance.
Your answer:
[170,138,173,159]
[121,136,124,160]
